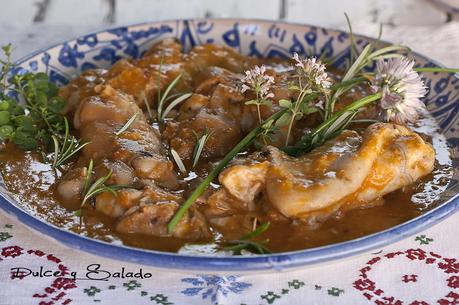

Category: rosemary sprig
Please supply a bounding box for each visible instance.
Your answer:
[80,160,129,208]
[160,92,192,121]
[284,92,382,156]
[51,117,89,169]
[192,129,212,168]
[115,111,139,136]
[82,159,94,195]
[167,108,288,233]
[223,222,271,255]
[157,72,184,122]
[141,91,153,121]
[170,148,186,173]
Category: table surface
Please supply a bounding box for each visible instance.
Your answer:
[1,1,459,304]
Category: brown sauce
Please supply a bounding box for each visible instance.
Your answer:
[0,114,451,254]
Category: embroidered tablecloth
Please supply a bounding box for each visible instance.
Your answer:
[0,207,458,305]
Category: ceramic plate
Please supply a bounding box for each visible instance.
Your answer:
[1,19,458,271]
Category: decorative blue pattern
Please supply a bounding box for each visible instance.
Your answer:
[1,19,457,271]
[181,275,251,304]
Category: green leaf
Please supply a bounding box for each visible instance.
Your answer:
[275,112,292,127]
[279,99,292,109]
[48,96,65,113]
[260,99,273,107]
[241,222,270,240]
[1,44,12,56]
[12,130,38,150]
[0,111,10,125]
[161,92,192,120]
[244,100,258,105]
[14,115,35,133]
[115,111,139,136]
[0,100,9,111]
[171,148,186,173]
[0,125,14,139]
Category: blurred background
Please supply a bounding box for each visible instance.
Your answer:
[0,0,458,66]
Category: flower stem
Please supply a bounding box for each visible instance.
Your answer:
[414,67,459,73]
[167,108,288,233]
[310,92,382,139]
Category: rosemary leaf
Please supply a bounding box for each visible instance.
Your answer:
[82,159,94,195]
[142,92,153,121]
[171,148,187,173]
[161,92,192,121]
[81,164,129,208]
[240,221,270,240]
[167,108,288,233]
[52,118,89,168]
[414,67,459,74]
[192,129,212,168]
[157,73,183,122]
[223,222,272,255]
[115,111,139,136]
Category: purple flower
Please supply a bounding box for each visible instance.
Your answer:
[371,57,427,124]
[292,53,332,91]
[240,65,275,100]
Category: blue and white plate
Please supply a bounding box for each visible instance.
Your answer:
[1,19,458,271]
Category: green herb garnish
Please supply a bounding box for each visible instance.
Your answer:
[223,222,271,255]
[52,118,89,168]
[161,92,192,121]
[192,129,212,168]
[115,111,139,136]
[156,59,189,123]
[170,148,186,173]
[80,159,129,208]
[167,109,287,233]
[0,44,67,151]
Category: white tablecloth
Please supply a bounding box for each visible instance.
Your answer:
[1,208,458,304]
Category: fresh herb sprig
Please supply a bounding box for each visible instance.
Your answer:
[79,159,129,210]
[277,54,333,146]
[51,117,89,168]
[167,108,288,233]
[223,222,271,255]
[155,59,191,122]
[284,93,382,155]
[170,148,187,173]
[115,111,139,136]
[0,44,67,151]
[241,65,275,124]
[192,129,212,168]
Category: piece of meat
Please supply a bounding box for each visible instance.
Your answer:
[214,123,435,224]
[164,109,242,160]
[55,166,87,209]
[95,188,143,218]
[116,203,210,239]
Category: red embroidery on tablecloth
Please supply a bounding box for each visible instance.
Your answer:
[447,276,459,289]
[438,292,459,305]
[0,245,76,304]
[1,245,23,258]
[353,248,459,305]
[401,275,418,283]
